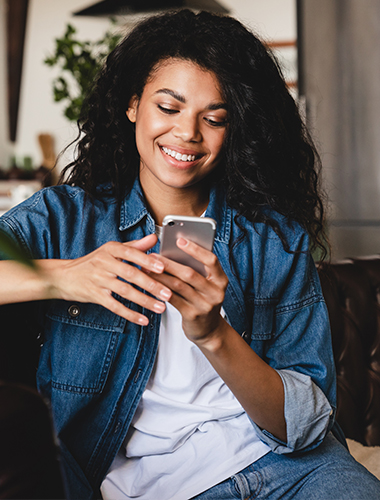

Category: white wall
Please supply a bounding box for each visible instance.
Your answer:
[0,0,296,172]
[221,0,296,40]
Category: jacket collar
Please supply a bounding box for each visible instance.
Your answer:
[119,176,232,245]
[119,177,151,232]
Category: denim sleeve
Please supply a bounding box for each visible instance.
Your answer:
[0,190,47,261]
[246,231,337,454]
[0,217,31,260]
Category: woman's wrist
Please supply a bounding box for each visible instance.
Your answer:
[32,259,71,300]
[192,318,235,354]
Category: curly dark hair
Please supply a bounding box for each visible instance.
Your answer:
[60,9,327,259]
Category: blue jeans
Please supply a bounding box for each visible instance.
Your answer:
[191,433,380,499]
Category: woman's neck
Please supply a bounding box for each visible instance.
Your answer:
[141,182,210,226]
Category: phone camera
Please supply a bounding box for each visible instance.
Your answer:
[168,220,175,226]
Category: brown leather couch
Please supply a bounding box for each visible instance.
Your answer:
[318,255,380,446]
[1,256,380,497]
[0,301,66,499]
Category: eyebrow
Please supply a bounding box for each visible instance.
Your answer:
[154,88,228,110]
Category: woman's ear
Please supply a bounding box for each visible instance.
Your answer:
[126,96,138,123]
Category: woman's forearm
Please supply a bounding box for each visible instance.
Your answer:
[0,238,172,324]
[196,320,287,443]
[0,260,68,305]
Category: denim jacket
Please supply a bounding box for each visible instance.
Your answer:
[0,178,336,499]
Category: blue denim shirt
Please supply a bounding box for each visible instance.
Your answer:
[0,178,336,499]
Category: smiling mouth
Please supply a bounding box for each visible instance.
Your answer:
[161,146,201,162]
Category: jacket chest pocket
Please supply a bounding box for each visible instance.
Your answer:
[40,300,126,394]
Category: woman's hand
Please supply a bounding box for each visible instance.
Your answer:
[152,237,229,346]
[40,234,172,325]
[152,237,287,441]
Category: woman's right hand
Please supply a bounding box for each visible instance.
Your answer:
[37,234,171,325]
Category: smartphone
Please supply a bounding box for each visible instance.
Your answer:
[160,215,217,277]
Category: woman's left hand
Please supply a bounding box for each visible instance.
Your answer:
[152,237,229,345]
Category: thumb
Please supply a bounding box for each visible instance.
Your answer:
[126,233,158,253]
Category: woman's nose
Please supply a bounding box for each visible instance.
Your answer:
[173,114,202,142]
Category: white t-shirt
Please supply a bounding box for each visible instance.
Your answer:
[101,303,270,500]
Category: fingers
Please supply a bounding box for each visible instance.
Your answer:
[157,237,228,289]
[151,239,228,342]
[86,241,172,315]
[154,268,225,310]
[54,237,173,325]
[98,291,154,326]
[176,237,219,271]
[153,254,226,308]
[127,233,158,252]
[115,236,164,273]
[101,241,171,295]
[105,267,170,307]
[152,267,225,344]
[99,284,166,325]
[152,238,228,315]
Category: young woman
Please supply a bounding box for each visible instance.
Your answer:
[1,9,380,500]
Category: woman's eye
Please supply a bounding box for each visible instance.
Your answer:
[158,105,178,114]
[205,117,228,127]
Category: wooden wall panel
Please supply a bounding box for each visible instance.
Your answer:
[6,0,29,142]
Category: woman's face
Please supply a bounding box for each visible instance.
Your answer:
[126,58,228,195]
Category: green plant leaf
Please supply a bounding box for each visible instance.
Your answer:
[44,20,123,122]
[0,232,36,269]
[53,77,70,102]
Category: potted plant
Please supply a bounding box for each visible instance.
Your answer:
[44,21,122,122]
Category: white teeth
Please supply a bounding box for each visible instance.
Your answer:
[162,147,196,162]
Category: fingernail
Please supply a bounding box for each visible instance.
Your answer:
[154,301,166,312]
[177,237,188,247]
[153,261,164,272]
[138,316,149,326]
[160,289,171,300]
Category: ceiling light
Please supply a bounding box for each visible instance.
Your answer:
[73,0,230,16]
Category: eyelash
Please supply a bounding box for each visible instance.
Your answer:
[205,118,228,128]
[158,105,177,115]
[157,105,227,127]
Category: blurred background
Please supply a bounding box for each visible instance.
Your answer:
[0,0,379,260]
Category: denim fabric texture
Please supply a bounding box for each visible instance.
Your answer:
[191,433,380,500]
[0,178,337,499]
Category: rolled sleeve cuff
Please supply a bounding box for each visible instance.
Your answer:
[251,369,335,454]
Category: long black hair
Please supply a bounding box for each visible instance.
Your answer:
[61,9,327,258]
